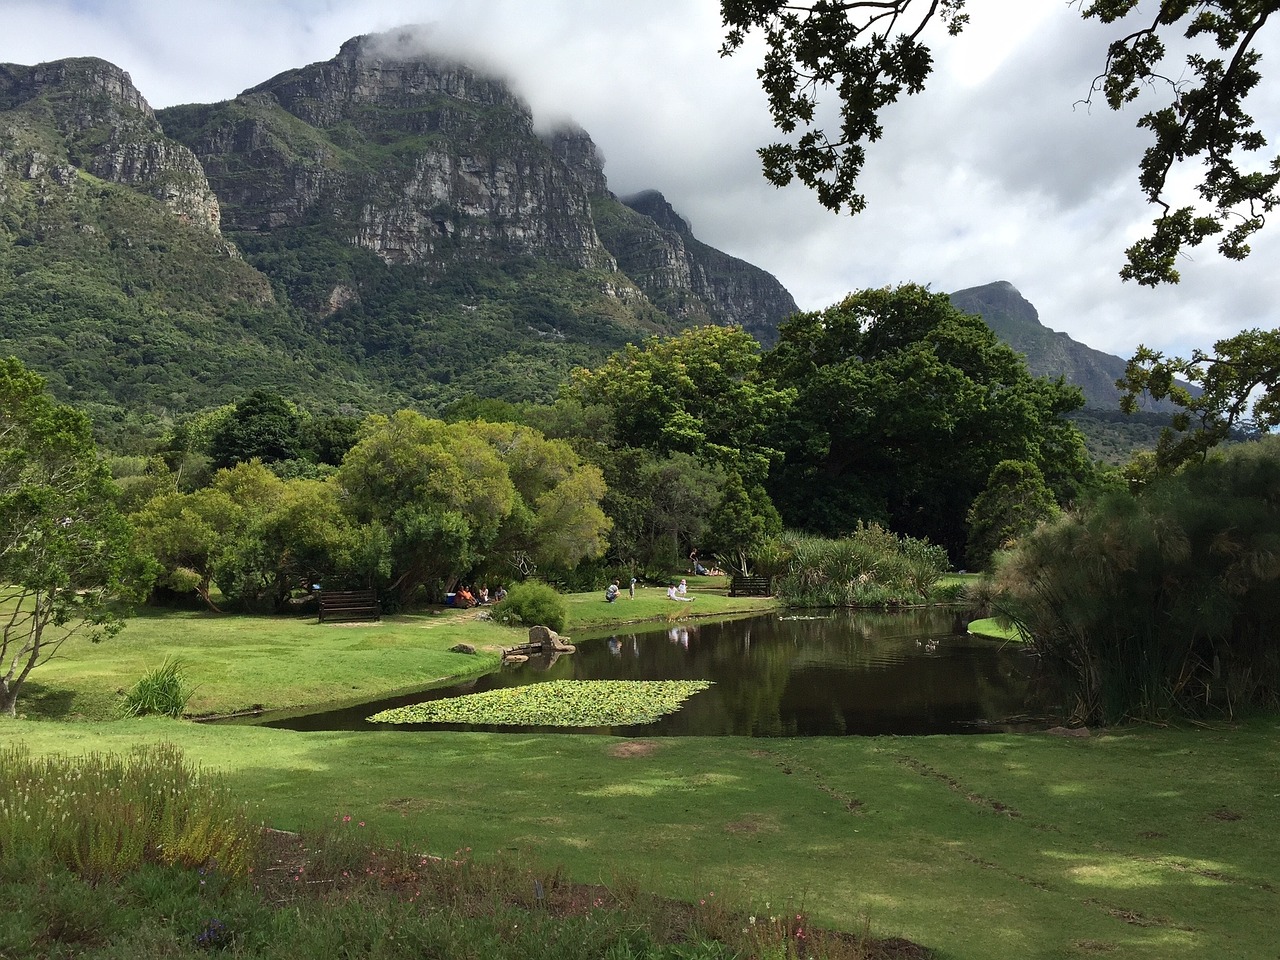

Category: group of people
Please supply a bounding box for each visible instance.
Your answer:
[452,584,506,608]
[689,549,722,577]
[604,577,638,602]
[667,578,694,602]
[603,577,696,603]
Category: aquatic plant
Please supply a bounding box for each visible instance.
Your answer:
[368,679,713,726]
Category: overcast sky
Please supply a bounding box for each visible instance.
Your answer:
[5,0,1279,360]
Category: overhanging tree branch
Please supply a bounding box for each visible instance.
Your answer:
[724,0,1280,283]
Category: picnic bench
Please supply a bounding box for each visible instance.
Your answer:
[317,588,381,622]
[728,575,772,597]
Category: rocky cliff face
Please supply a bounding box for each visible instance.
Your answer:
[0,58,223,234]
[158,29,797,337]
[161,32,614,272]
[0,32,804,422]
[603,190,798,344]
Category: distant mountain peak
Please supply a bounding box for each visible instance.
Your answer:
[948,280,1176,414]
[620,190,692,237]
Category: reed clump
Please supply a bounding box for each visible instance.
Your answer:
[0,742,258,882]
[770,525,950,608]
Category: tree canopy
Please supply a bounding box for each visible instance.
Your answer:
[0,357,148,716]
[720,0,1280,284]
[559,325,790,572]
[762,284,1093,559]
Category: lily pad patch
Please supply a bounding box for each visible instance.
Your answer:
[368,679,713,726]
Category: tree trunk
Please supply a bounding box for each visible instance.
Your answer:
[195,582,223,613]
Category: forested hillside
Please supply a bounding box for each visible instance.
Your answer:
[0,32,797,446]
[1,32,1185,473]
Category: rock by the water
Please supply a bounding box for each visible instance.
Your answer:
[528,624,575,652]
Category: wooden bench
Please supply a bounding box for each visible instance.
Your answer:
[729,575,772,597]
[318,589,380,622]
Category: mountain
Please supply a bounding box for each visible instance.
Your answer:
[947,281,1151,411]
[0,56,379,443]
[947,280,1185,464]
[0,30,798,438]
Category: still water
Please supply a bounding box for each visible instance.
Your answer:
[228,608,1060,737]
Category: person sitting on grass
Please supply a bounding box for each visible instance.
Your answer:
[667,583,694,602]
[605,579,620,603]
[455,585,476,608]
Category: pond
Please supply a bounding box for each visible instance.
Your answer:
[226,608,1062,737]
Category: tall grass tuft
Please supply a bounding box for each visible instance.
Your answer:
[771,525,950,608]
[119,657,195,718]
[0,743,259,882]
[3,771,907,958]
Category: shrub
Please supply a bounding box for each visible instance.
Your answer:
[492,580,569,633]
[120,658,195,718]
[771,524,950,608]
[996,435,1280,724]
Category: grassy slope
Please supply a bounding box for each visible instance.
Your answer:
[5,590,1278,959]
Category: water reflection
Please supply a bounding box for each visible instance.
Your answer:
[230,609,1059,736]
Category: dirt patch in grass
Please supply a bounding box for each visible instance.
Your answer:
[750,748,866,814]
[897,755,1023,819]
[1083,899,1197,932]
[1071,939,1118,953]
[609,739,662,758]
[724,814,780,835]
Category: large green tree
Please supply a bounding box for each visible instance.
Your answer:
[561,326,791,573]
[0,358,148,716]
[132,462,385,613]
[964,459,1060,571]
[336,413,609,602]
[566,325,792,485]
[465,420,612,581]
[762,284,1092,559]
[720,0,1280,284]
[208,390,304,471]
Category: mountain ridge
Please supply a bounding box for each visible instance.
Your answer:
[0,31,798,432]
[2,31,1172,468]
[947,280,1172,413]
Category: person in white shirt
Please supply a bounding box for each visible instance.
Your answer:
[667,583,694,602]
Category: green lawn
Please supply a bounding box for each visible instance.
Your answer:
[5,592,1278,959]
[20,585,773,721]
